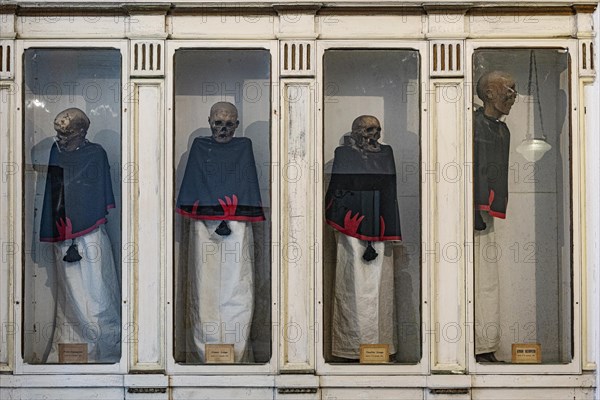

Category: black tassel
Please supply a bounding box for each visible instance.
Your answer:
[362,242,378,261]
[474,211,487,231]
[215,220,232,236]
[63,240,82,262]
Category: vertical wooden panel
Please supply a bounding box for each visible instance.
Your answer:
[131,81,165,370]
[280,81,315,371]
[581,79,597,371]
[429,80,466,372]
[0,84,13,370]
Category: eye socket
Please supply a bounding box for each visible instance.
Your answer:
[366,127,382,133]
[503,85,517,96]
[213,120,236,128]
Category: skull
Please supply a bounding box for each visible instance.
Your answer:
[209,102,239,144]
[351,115,382,153]
[53,108,89,152]
[476,71,517,119]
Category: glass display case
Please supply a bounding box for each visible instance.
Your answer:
[172,49,272,365]
[472,48,572,365]
[322,49,422,364]
[0,2,596,398]
[22,48,122,364]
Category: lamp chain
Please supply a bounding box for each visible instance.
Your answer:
[528,50,546,139]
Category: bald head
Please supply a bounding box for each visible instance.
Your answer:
[352,115,380,132]
[476,71,517,119]
[208,102,239,144]
[54,108,90,152]
[54,108,89,134]
[210,102,238,117]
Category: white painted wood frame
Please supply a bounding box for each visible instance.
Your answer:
[11,39,130,375]
[0,2,595,398]
[315,39,431,376]
[465,39,582,375]
[164,39,279,376]
[0,62,16,374]
[279,78,316,373]
[129,79,166,371]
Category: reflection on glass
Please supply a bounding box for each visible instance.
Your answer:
[323,49,421,364]
[23,49,122,364]
[473,49,571,364]
[173,49,272,364]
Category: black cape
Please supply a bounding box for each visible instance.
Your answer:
[325,145,401,241]
[474,108,510,219]
[40,142,115,242]
[176,136,265,222]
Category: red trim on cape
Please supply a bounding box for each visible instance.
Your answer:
[326,219,401,242]
[475,188,506,219]
[488,210,506,219]
[475,206,506,219]
[176,208,265,222]
[40,217,108,243]
[488,189,495,206]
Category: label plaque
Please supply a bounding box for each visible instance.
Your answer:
[511,343,542,363]
[58,343,88,363]
[359,344,390,364]
[205,344,235,363]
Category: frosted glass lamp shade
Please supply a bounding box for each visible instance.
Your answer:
[516,137,552,162]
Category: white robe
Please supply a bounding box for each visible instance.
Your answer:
[186,220,254,363]
[474,212,501,355]
[46,225,121,363]
[332,233,396,359]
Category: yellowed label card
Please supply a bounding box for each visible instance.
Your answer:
[359,344,390,364]
[512,343,542,364]
[58,343,88,363]
[205,344,235,363]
